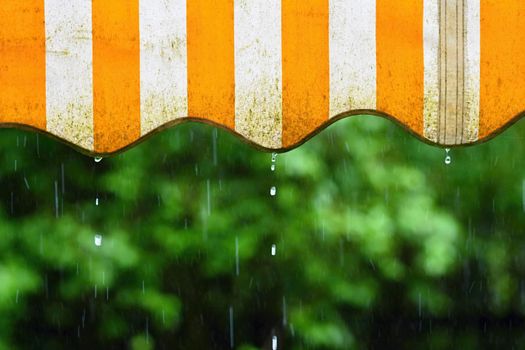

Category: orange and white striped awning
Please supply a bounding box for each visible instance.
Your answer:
[0,0,524,155]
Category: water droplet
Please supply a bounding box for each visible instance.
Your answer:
[271,244,276,256]
[235,236,240,276]
[270,186,277,196]
[54,181,59,219]
[145,318,149,344]
[272,335,278,350]
[271,152,277,171]
[94,157,103,163]
[522,179,525,213]
[229,306,235,349]
[444,148,452,165]
[94,234,102,247]
[95,197,99,206]
[206,179,211,216]
[282,296,287,326]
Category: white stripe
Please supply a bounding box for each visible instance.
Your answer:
[234,0,282,149]
[45,0,93,150]
[463,0,480,143]
[329,0,376,117]
[140,0,188,136]
[423,0,440,142]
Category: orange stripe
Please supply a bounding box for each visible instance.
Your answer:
[282,0,329,147]
[92,0,140,153]
[376,0,424,135]
[187,0,235,128]
[479,0,525,139]
[0,1,46,129]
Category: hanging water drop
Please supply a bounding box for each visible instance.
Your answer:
[94,157,103,163]
[271,152,277,171]
[271,244,276,256]
[444,148,452,165]
[270,186,277,196]
[94,234,102,247]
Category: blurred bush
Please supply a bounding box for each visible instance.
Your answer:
[1,116,525,349]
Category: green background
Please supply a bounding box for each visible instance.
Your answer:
[1,116,524,349]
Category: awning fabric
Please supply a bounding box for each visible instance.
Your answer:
[0,0,524,155]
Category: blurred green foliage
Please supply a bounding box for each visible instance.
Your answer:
[1,116,525,349]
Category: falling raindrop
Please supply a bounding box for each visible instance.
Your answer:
[229,306,234,349]
[271,152,277,171]
[207,179,211,216]
[95,196,99,206]
[212,128,218,166]
[418,292,422,317]
[94,157,103,163]
[36,134,40,157]
[271,244,276,256]
[522,179,525,213]
[61,163,65,193]
[444,148,452,165]
[145,318,149,344]
[282,296,287,326]
[235,236,240,276]
[272,335,278,350]
[94,234,102,247]
[270,186,277,197]
[54,181,59,218]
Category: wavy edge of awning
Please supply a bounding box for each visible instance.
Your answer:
[1,109,524,158]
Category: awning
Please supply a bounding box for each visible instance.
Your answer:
[0,0,523,155]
